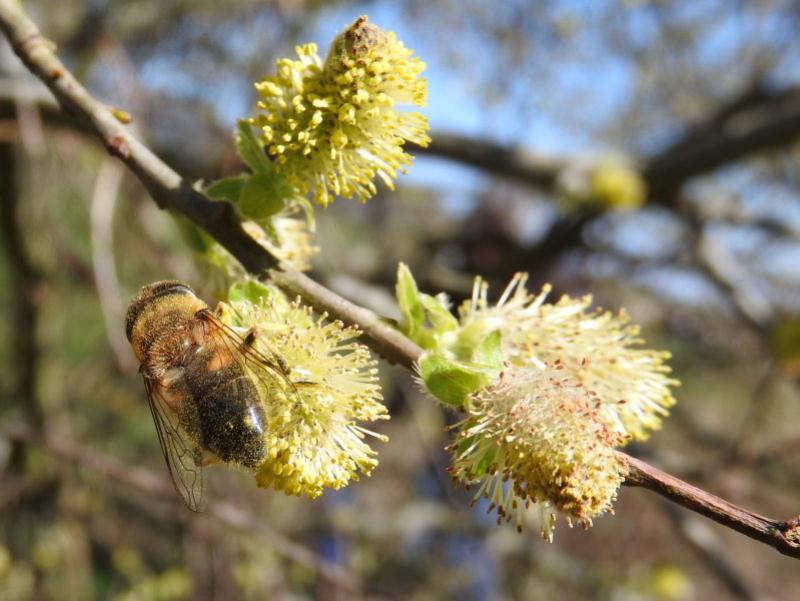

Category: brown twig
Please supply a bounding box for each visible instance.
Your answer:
[0,2,275,276]
[414,89,800,206]
[410,132,563,190]
[269,269,423,369]
[90,158,138,374]
[643,86,800,202]
[412,85,800,205]
[656,499,761,601]
[0,106,43,428]
[2,0,800,560]
[0,424,360,592]
[625,455,800,558]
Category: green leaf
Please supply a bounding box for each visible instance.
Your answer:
[294,195,317,231]
[396,263,424,338]
[174,216,214,252]
[239,173,287,220]
[453,320,492,360]
[206,176,247,203]
[417,351,495,408]
[260,219,280,246]
[228,280,272,305]
[236,120,272,173]
[473,330,504,371]
[419,293,459,333]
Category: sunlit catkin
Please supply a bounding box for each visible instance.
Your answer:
[250,16,430,206]
[449,365,628,541]
[458,274,678,440]
[223,285,387,498]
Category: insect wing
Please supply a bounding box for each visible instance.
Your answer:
[198,308,300,398]
[144,377,205,511]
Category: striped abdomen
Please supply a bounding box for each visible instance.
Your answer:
[181,344,267,468]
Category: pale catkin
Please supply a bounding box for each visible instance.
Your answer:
[222,287,387,498]
[458,274,678,440]
[450,365,629,541]
[250,16,430,207]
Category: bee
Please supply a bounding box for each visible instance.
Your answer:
[125,280,293,510]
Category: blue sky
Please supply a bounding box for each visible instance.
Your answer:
[133,0,800,306]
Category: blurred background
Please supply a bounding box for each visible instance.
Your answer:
[2,1,800,599]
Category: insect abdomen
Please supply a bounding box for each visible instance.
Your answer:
[183,348,267,468]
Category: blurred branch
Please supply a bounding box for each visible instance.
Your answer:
[414,84,800,207]
[657,500,762,601]
[670,404,800,490]
[625,455,800,559]
[641,82,772,176]
[6,53,800,215]
[0,77,89,133]
[694,222,774,329]
[0,115,43,428]
[644,85,800,201]
[90,158,138,374]
[693,190,800,239]
[0,77,226,178]
[411,132,563,189]
[1,424,361,592]
[4,0,800,560]
[714,362,778,469]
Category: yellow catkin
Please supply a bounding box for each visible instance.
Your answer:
[222,287,387,498]
[458,274,678,440]
[250,16,430,207]
[450,365,629,541]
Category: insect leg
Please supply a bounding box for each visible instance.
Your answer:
[242,326,258,350]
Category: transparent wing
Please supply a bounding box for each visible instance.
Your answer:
[196,308,303,401]
[144,377,205,511]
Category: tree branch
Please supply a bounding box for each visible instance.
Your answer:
[0,424,360,591]
[625,456,800,558]
[90,158,138,374]
[0,6,276,276]
[410,132,563,189]
[414,85,800,206]
[0,110,43,429]
[270,269,423,369]
[3,0,800,559]
[657,500,761,601]
[643,86,800,201]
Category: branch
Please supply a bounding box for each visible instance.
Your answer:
[643,86,800,201]
[641,80,779,178]
[90,158,138,374]
[0,109,43,428]
[625,455,800,558]
[410,132,563,189]
[656,500,761,601]
[0,7,275,276]
[414,86,800,205]
[270,269,423,369]
[1,424,360,592]
[3,0,800,559]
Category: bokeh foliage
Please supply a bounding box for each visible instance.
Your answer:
[3,1,800,600]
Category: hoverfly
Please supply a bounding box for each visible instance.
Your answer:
[125,280,296,510]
